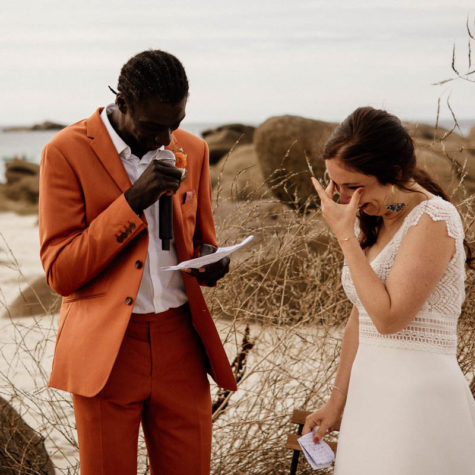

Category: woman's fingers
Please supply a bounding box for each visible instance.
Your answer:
[302,412,321,435]
[325,180,335,197]
[313,422,330,443]
[312,177,339,205]
[349,187,363,210]
[310,177,328,202]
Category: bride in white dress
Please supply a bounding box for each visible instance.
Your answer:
[303,107,475,474]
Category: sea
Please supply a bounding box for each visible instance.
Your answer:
[0,119,473,183]
[0,122,218,183]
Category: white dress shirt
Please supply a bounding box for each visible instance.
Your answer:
[101,104,188,314]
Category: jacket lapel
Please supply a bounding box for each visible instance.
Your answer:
[86,108,132,193]
[167,134,188,262]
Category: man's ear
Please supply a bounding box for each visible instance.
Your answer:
[116,94,128,115]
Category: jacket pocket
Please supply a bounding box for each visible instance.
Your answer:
[63,292,106,303]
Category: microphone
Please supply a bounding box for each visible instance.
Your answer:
[155,151,176,251]
[159,194,173,250]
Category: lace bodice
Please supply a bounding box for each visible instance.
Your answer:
[341,196,466,355]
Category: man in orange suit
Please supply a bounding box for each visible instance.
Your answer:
[39,50,237,475]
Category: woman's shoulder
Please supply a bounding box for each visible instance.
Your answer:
[404,196,464,240]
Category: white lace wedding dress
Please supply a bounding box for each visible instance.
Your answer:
[335,196,475,475]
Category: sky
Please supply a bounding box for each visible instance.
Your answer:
[1,0,474,127]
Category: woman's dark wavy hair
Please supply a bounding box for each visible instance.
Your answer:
[322,106,473,268]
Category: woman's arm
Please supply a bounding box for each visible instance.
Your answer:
[311,178,455,334]
[303,305,359,442]
[338,215,454,333]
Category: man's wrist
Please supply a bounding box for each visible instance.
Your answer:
[124,189,142,216]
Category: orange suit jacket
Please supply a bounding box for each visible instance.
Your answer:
[39,108,237,397]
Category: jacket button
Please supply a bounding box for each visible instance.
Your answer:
[125,297,133,305]
[135,260,143,269]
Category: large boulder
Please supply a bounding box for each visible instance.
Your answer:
[254,115,337,210]
[4,158,40,184]
[254,115,475,209]
[210,144,267,201]
[3,175,39,203]
[202,124,255,165]
[468,125,475,153]
[413,136,475,200]
[0,157,40,214]
[0,396,55,474]
[211,199,331,264]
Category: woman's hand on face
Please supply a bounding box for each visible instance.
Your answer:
[302,402,342,443]
[311,177,363,241]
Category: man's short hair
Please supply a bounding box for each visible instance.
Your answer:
[117,50,189,106]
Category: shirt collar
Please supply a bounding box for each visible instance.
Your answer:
[100,104,167,160]
[100,104,133,159]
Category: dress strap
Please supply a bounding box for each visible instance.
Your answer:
[403,196,465,241]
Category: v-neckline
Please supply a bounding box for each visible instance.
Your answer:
[366,196,439,265]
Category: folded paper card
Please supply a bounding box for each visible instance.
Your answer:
[160,235,254,271]
[297,431,335,470]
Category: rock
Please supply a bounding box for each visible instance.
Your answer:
[0,396,55,474]
[405,122,451,142]
[254,115,475,209]
[212,199,331,263]
[4,121,65,132]
[468,125,475,151]
[254,115,337,210]
[3,175,39,203]
[210,144,267,201]
[202,124,255,165]
[2,276,61,318]
[413,137,475,200]
[4,157,40,184]
[31,121,65,131]
[0,158,40,214]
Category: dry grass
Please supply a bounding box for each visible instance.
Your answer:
[0,106,474,475]
[0,155,473,475]
[204,168,475,474]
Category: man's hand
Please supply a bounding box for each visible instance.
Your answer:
[183,244,230,286]
[125,161,183,214]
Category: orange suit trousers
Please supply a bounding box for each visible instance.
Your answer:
[72,305,212,475]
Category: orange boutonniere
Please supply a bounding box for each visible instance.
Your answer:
[171,136,188,168]
[171,137,188,181]
[174,147,188,169]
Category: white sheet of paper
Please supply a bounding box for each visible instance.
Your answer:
[160,235,254,271]
[297,432,335,470]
